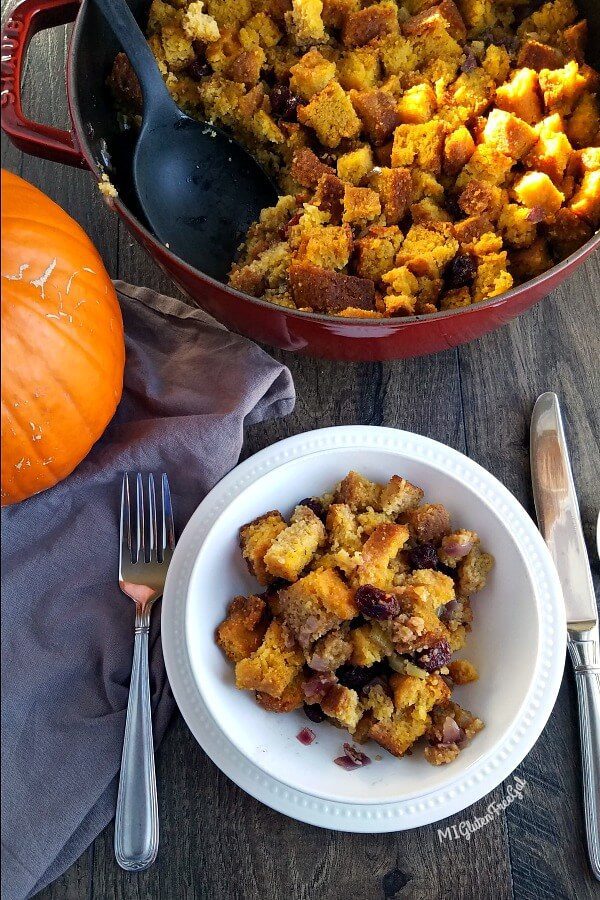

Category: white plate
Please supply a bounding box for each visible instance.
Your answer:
[162,426,566,831]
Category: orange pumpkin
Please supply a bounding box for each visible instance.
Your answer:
[1,171,125,505]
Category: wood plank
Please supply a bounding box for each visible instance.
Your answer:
[458,254,600,900]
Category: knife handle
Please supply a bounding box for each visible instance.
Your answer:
[569,637,600,881]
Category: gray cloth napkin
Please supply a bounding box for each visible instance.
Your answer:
[1,281,295,900]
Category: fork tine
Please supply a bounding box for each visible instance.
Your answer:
[161,473,175,552]
[136,472,145,563]
[148,474,158,560]
[120,473,132,565]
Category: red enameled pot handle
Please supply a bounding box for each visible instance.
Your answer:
[1,0,86,167]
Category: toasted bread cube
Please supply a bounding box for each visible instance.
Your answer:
[225,47,265,85]
[322,0,360,27]
[321,683,362,731]
[408,567,456,605]
[353,226,404,280]
[457,179,506,222]
[546,207,594,260]
[240,511,287,584]
[160,24,195,71]
[336,47,380,91]
[381,265,419,300]
[448,659,479,684]
[335,471,382,510]
[569,171,600,225]
[370,166,412,224]
[524,114,573,183]
[314,173,345,221]
[456,544,494,595]
[569,147,600,177]
[370,673,450,757]
[391,122,445,173]
[397,83,437,124]
[264,505,326,581]
[516,40,564,73]
[456,144,514,188]
[482,44,510,83]
[567,93,600,148]
[539,60,586,115]
[337,146,374,185]
[289,262,376,312]
[290,48,336,100]
[562,18,588,62]
[395,223,459,278]
[350,621,395,666]
[342,185,382,225]
[182,1,220,42]
[341,1,399,48]
[483,109,537,160]
[517,0,578,42]
[296,223,354,269]
[472,251,513,302]
[495,68,544,125]
[298,80,361,147]
[455,0,496,31]
[216,594,268,662]
[380,475,424,517]
[443,126,475,176]
[148,0,180,32]
[380,34,419,77]
[497,204,537,249]
[509,237,553,282]
[235,620,303,697]
[513,170,565,216]
[256,672,304,712]
[354,523,410,588]
[440,287,471,309]
[287,0,326,44]
[241,12,281,48]
[278,567,358,647]
[291,147,335,189]
[350,89,401,146]
[326,502,362,552]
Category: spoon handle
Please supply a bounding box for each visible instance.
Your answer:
[92,0,171,110]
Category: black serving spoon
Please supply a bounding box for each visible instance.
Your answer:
[94,0,277,280]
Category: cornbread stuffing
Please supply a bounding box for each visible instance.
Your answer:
[108,0,599,318]
[216,472,494,766]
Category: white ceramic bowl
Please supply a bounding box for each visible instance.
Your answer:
[163,426,566,815]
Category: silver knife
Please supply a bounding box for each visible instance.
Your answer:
[531,392,600,881]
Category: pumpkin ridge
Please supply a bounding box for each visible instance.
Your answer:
[7,322,106,438]
[16,290,123,377]
[1,397,58,478]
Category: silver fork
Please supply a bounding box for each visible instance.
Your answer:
[115,472,175,871]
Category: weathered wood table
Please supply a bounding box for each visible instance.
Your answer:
[2,9,599,899]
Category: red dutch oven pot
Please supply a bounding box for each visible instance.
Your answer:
[2,0,599,360]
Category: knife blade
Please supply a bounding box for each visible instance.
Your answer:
[530,391,598,635]
[531,391,600,881]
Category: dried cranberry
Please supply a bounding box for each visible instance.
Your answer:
[304,703,327,723]
[409,542,440,571]
[416,639,452,673]
[269,84,300,121]
[446,253,478,289]
[337,664,374,691]
[188,44,211,81]
[299,497,326,521]
[355,585,402,620]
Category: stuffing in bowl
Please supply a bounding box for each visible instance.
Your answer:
[216,470,494,768]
